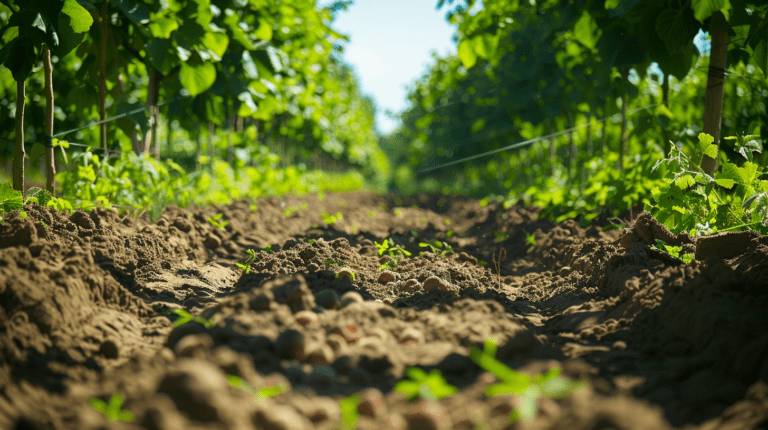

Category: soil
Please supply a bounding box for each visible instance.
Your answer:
[1,189,767,430]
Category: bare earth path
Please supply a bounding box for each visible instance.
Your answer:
[1,190,767,430]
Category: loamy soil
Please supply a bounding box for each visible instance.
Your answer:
[0,189,767,430]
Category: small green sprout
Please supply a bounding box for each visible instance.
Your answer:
[325,258,342,269]
[368,210,377,217]
[421,217,427,223]
[654,239,694,263]
[338,394,360,430]
[207,213,228,231]
[444,218,451,225]
[446,230,454,238]
[236,249,259,274]
[88,393,134,423]
[379,203,387,210]
[338,199,347,207]
[166,308,219,328]
[494,230,510,242]
[395,367,458,401]
[40,219,49,230]
[525,232,536,253]
[321,211,343,224]
[379,259,398,271]
[469,337,589,423]
[411,230,419,237]
[227,375,286,401]
[478,260,488,266]
[307,239,316,244]
[250,204,258,211]
[419,240,454,258]
[318,191,326,201]
[394,209,403,217]
[375,238,412,260]
[350,226,358,234]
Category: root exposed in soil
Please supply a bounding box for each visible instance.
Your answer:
[1,190,767,430]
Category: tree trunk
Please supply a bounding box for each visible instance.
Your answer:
[42,47,55,195]
[13,80,25,197]
[98,0,109,153]
[700,11,729,176]
[150,71,160,159]
[141,69,158,155]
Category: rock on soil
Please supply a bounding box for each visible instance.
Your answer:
[1,190,767,430]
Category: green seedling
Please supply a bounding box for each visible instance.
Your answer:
[419,240,454,258]
[654,239,694,263]
[394,367,458,402]
[494,230,510,242]
[478,260,488,266]
[406,220,412,226]
[88,393,134,423]
[250,204,258,211]
[379,203,387,210]
[325,258,342,269]
[350,226,358,234]
[394,209,403,217]
[39,220,49,230]
[338,394,360,430]
[207,213,228,231]
[525,232,536,253]
[411,230,419,237]
[421,217,427,223]
[469,337,589,423]
[166,308,218,328]
[338,199,347,207]
[284,205,301,217]
[236,249,259,274]
[446,230,454,238]
[444,218,451,225]
[367,210,377,217]
[318,191,326,201]
[227,375,286,402]
[375,238,412,260]
[321,211,343,224]
[307,239,316,244]
[379,259,398,271]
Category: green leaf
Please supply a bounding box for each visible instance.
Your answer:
[202,31,229,60]
[180,62,216,96]
[715,178,735,188]
[458,39,477,69]
[691,0,729,23]
[146,39,179,75]
[115,0,150,25]
[656,9,690,54]
[674,175,696,189]
[61,0,93,33]
[1,37,39,81]
[573,10,599,49]
[148,16,179,39]
[255,21,273,41]
[0,182,23,213]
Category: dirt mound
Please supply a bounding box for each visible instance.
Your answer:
[1,190,767,429]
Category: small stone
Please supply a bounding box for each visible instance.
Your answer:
[204,232,221,249]
[340,291,364,307]
[559,266,571,277]
[378,270,397,284]
[378,255,393,265]
[274,329,306,360]
[294,310,318,326]
[423,276,449,292]
[315,289,342,310]
[336,267,356,281]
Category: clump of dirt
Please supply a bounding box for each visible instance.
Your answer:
[1,190,767,430]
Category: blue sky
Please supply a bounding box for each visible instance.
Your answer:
[325,1,457,134]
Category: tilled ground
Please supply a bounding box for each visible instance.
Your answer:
[0,189,767,430]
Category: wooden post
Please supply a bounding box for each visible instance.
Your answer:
[42,47,55,194]
[700,11,729,176]
[13,80,25,197]
[98,0,108,153]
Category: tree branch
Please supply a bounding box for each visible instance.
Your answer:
[120,40,144,62]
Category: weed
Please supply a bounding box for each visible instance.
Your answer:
[421,217,427,223]
[653,239,694,263]
[418,240,454,258]
[325,258,342,269]
[165,308,218,328]
[394,367,458,401]
[469,338,588,423]
[525,232,536,253]
[207,213,228,231]
[444,218,451,225]
[321,211,343,224]
[375,238,412,260]
[236,249,259,274]
[227,375,286,401]
[308,239,316,244]
[88,393,134,423]
[367,210,377,217]
[379,259,398,271]
[394,209,403,217]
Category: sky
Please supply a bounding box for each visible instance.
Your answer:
[324,1,458,134]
